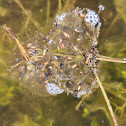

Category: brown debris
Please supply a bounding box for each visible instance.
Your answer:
[5,27,29,61]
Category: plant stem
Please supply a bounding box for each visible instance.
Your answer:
[0,32,6,47]
[54,52,75,58]
[5,27,29,61]
[21,14,31,36]
[58,0,62,12]
[14,0,40,28]
[10,60,23,70]
[106,14,119,35]
[96,55,126,63]
[47,0,50,22]
[75,94,88,111]
[92,68,117,126]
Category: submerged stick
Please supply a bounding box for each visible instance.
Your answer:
[92,68,117,126]
[10,60,23,70]
[46,0,50,22]
[58,0,62,12]
[96,57,126,63]
[5,27,29,61]
[96,55,126,63]
[75,94,88,111]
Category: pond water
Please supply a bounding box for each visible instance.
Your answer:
[0,0,126,126]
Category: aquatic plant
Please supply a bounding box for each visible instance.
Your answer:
[5,6,126,126]
[1,0,126,126]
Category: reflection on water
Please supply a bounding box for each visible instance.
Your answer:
[0,0,126,126]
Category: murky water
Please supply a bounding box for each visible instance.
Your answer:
[0,0,126,126]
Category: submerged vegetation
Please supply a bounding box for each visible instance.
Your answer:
[1,0,126,126]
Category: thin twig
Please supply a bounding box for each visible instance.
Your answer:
[63,0,71,11]
[5,27,29,61]
[10,60,23,70]
[96,57,126,63]
[14,0,29,16]
[75,94,88,111]
[46,0,50,22]
[106,14,119,35]
[92,68,117,126]
[21,14,32,35]
[97,55,126,63]
[63,0,75,12]
[58,0,62,12]
[29,56,43,61]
